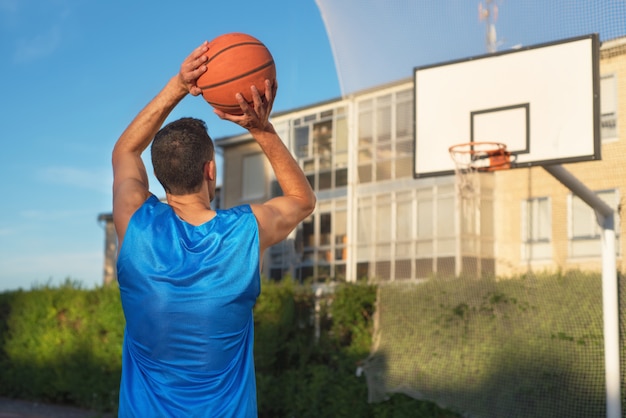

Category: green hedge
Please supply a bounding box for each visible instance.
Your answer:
[0,281,124,412]
[0,278,458,417]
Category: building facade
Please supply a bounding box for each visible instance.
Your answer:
[98,36,625,285]
[217,36,626,283]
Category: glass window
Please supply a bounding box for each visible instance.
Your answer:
[376,196,392,242]
[335,117,348,153]
[417,199,433,239]
[320,213,332,246]
[302,159,315,173]
[524,197,551,243]
[319,171,332,190]
[569,189,620,258]
[571,196,596,238]
[571,190,619,239]
[313,120,333,157]
[359,149,373,163]
[397,200,413,241]
[356,262,370,280]
[376,95,392,142]
[376,160,392,181]
[437,196,455,238]
[335,168,348,187]
[358,165,372,183]
[396,91,413,138]
[335,210,347,245]
[376,143,392,161]
[295,125,309,158]
[359,100,373,145]
[396,139,413,158]
[600,74,617,140]
[357,199,373,244]
[242,154,265,200]
[302,216,315,247]
[293,108,348,192]
[521,197,552,261]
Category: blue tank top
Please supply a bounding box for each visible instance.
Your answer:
[117,195,260,417]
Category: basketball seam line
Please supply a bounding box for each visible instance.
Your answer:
[205,41,266,67]
[198,60,275,91]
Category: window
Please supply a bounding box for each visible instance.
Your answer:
[600,74,617,140]
[395,90,414,178]
[396,193,413,258]
[272,199,348,282]
[302,216,315,248]
[569,189,620,258]
[350,183,463,281]
[416,190,434,256]
[295,125,309,158]
[242,154,265,200]
[294,107,349,191]
[357,89,414,184]
[521,197,552,260]
[335,209,347,261]
[375,194,392,259]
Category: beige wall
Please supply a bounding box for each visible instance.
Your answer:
[493,39,626,276]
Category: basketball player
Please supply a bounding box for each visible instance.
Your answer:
[112,41,316,417]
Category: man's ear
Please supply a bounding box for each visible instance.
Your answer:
[205,160,216,182]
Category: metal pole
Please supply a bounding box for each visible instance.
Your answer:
[543,164,621,418]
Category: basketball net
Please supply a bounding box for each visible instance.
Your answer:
[448,142,512,199]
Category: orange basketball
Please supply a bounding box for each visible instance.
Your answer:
[197,33,276,115]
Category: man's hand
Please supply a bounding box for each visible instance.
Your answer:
[214,79,278,133]
[178,41,209,97]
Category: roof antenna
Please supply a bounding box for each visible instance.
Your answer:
[479,0,500,53]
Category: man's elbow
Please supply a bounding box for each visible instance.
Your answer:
[302,192,317,217]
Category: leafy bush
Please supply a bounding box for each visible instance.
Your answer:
[0,280,123,412]
[0,278,459,417]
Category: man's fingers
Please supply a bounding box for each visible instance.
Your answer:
[236,92,253,113]
[264,79,274,103]
[250,85,263,108]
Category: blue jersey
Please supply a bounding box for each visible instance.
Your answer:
[117,195,260,417]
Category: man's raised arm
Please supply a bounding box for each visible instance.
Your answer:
[215,80,316,253]
[112,42,209,245]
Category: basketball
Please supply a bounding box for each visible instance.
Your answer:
[197,33,276,115]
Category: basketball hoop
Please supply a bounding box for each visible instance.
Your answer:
[448,142,512,198]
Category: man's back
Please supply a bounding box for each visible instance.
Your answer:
[117,196,260,417]
[112,44,315,417]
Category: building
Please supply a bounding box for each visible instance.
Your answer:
[99,35,626,284]
[217,35,626,283]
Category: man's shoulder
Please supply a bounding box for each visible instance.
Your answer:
[218,204,254,217]
[216,205,258,231]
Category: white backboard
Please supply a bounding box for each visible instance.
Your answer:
[413,34,600,178]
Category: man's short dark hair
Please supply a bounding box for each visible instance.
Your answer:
[151,118,214,195]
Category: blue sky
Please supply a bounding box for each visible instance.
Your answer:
[0,0,341,291]
[1,0,624,292]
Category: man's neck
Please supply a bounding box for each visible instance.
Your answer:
[166,192,215,226]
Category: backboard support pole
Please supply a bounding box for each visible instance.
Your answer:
[543,164,621,418]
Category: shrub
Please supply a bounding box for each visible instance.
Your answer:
[0,281,123,412]
[0,278,459,417]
